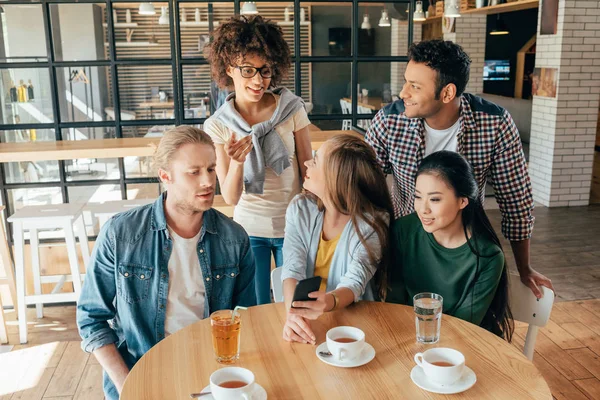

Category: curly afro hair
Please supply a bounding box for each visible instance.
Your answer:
[408,40,471,98]
[205,15,291,89]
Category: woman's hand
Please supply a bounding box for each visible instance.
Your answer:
[288,291,333,320]
[283,313,316,345]
[225,133,253,164]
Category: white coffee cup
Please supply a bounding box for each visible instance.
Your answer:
[414,348,465,386]
[209,367,256,400]
[326,326,366,362]
[361,88,369,97]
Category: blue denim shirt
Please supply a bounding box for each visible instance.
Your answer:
[76,193,256,399]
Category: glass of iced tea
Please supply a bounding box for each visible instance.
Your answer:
[210,309,241,364]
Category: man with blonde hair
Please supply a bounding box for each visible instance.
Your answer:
[77,126,256,400]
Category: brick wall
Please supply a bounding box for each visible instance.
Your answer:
[390,20,422,96]
[444,14,487,94]
[529,0,600,207]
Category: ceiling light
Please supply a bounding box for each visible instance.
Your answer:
[490,15,509,35]
[414,1,426,22]
[158,6,169,25]
[138,2,156,16]
[379,9,391,27]
[361,14,371,30]
[241,2,258,15]
[444,0,461,18]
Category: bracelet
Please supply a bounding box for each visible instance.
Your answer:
[329,292,338,312]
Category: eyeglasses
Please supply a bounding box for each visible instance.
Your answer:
[235,65,273,79]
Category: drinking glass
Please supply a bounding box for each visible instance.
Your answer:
[413,293,443,344]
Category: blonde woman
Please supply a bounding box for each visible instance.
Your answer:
[281,135,393,344]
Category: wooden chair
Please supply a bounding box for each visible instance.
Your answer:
[270,267,284,303]
[508,274,555,360]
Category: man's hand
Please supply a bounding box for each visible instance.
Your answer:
[520,267,554,299]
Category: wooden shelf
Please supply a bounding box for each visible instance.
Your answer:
[180,21,220,27]
[277,21,311,26]
[104,42,161,47]
[463,0,538,15]
[415,15,443,24]
[102,22,138,28]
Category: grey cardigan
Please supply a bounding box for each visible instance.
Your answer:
[281,194,389,301]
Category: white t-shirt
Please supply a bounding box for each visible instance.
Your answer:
[164,225,205,336]
[203,94,311,238]
[424,118,461,156]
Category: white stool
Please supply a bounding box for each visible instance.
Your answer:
[8,203,90,344]
[85,199,154,231]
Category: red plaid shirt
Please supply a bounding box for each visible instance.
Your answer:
[365,93,534,241]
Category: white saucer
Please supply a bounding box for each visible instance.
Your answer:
[315,342,376,368]
[410,365,477,394]
[199,383,267,399]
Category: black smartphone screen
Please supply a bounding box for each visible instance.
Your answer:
[291,276,323,306]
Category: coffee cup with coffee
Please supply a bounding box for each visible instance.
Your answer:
[413,348,465,386]
[209,367,255,400]
[326,326,366,362]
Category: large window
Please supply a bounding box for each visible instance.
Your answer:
[0,0,414,237]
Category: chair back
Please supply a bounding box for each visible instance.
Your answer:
[271,267,284,303]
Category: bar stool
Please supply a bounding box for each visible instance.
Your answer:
[8,203,90,344]
[85,199,154,232]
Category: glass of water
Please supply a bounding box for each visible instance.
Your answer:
[413,293,443,344]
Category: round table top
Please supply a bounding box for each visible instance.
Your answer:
[121,302,552,399]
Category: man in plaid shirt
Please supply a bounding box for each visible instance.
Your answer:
[365,40,553,298]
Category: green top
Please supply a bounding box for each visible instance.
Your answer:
[387,213,504,326]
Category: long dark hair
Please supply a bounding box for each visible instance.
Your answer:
[416,151,514,342]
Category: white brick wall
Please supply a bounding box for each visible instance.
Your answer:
[444,14,487,94]
[529,0,600,207]
[390,20,422,96]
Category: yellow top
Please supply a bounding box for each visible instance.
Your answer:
[314,230,342,292]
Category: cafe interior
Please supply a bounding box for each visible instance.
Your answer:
[0,0,600,398]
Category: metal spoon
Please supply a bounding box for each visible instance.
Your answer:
[189,392,212,398]
[319,350,332,357]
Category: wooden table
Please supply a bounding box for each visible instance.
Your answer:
[121,302,551,399]
[0,131,363,163]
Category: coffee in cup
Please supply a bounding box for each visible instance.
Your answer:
[414,348,465,386]
[326,326,366,362]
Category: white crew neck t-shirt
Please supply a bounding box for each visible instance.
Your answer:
[424,118,461,156]
[164,225,206,336]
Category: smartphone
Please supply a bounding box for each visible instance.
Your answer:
[291,276,323,306]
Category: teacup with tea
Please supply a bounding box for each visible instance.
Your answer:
[414,348,465,386]
[326,326,366,362]
[209,367,256,400]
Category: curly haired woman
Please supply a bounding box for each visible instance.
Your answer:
[204,15,313,305]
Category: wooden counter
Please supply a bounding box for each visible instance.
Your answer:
[0,130,363,163]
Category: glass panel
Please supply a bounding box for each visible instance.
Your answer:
[50,3,107,61]
[357,61,405,115]
[0,128,55,143]
[304,2,351,57]
[64,157,120,181]
[180,2,234,59]
[121,124,174,139]
[0,5,48,63]
[61,127,114,141]
[302,62,351,115]
[357,3,408,57]
[7,187,62,213]
[182,65,212,119]
[0,68,54,124]
[126,183,161,200]
[111,3,173,60]
[56,66,113,123]
[68,184,122,204]
[117,65,174,121]
[3,160,60,184]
